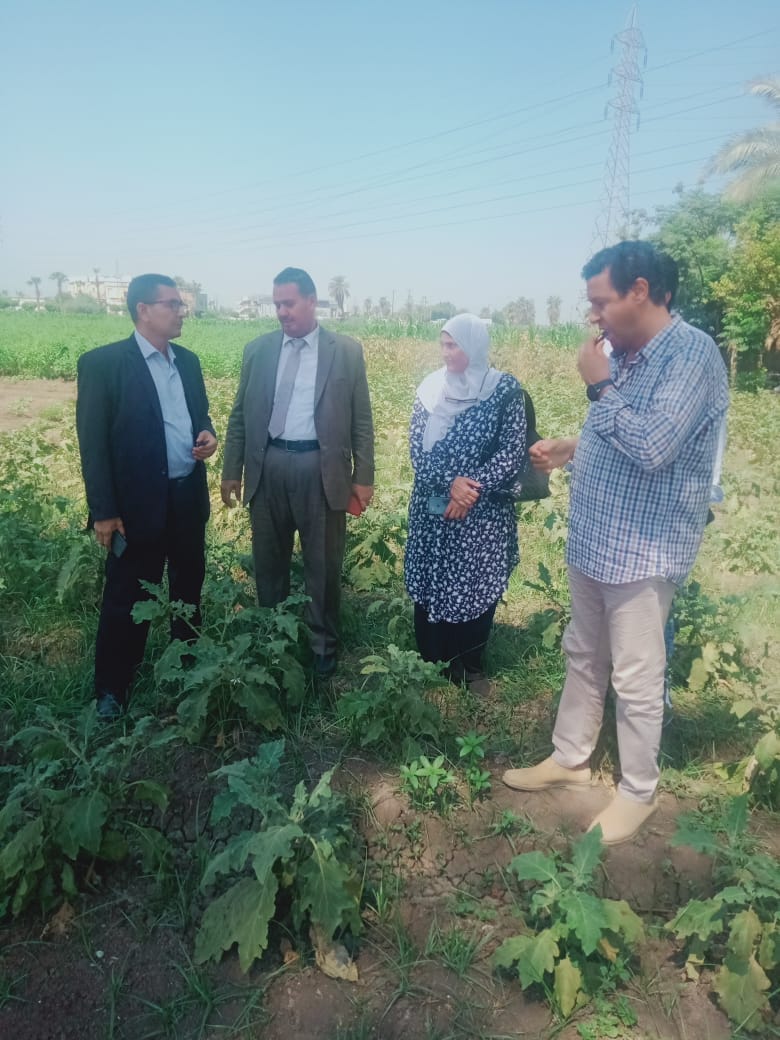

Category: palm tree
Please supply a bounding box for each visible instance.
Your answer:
[27,276,42,308]
[328,275,350,319]
[706,77,780,201]
[50,272,68,302]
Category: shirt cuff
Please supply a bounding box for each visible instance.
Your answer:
[589,387,628,435]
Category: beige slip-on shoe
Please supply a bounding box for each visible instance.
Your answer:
[587,793,658,845]
[502,755,592,791]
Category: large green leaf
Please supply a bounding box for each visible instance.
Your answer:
[727,909,762,963]
[601,899,645,946]
[0,817,44,881]
[667,899,724,941]
[177,684,212,741]
[233,684,284,731]
[713,957,770,1030]
[558,890,608,955]
[758,922,780,971]
[56,791,110,857]
[296,840,361,937]
[194,875,278,973]
[514,929,559,988]
[248,823,303,883]
[553,956,583,1018]
[754,730,780,770]
[510,851,559,885]
[568,828,603,884]
[128,825,171,872]
[493,934,534,972]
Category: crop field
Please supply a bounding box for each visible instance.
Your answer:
[0,310,778,1040]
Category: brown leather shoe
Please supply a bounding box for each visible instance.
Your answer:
[587,793,658,845]
[502,755,591,791]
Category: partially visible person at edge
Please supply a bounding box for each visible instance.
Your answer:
[404,313,526,696]
[502,241,728,845]
[220,267,374,678]
[76,274,218,720]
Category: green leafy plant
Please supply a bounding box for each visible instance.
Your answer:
[134,580,308,742]
[195,739,362,973]
[732,687,780,809]
[345,510,408,591]
[0,708,175,918]
[338,645,446,760]
[456,731,492,804]
[399,755,457,813]
[493,829,644,1019]
[668,581,751,692]
[666,794,780,1032]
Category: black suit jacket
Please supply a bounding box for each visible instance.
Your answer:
[76,334,215,542]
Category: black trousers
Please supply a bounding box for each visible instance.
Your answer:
[94,473,206,703]
[414,600,498,681]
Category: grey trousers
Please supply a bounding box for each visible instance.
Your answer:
[249,445,346,656]
[552,565,676,803]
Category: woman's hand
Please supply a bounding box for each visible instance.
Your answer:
[450,476,481,508]
[443,500,470,520]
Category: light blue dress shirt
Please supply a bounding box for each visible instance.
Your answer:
[272,326,319,440]
[135,331,195,479]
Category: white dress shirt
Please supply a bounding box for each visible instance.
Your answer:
[273,326,319,440]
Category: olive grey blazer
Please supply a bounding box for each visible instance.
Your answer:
[221,327,374,509]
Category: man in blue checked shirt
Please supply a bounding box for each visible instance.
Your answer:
[502,241,729,845]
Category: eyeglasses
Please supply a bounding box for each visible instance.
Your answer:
[144,299,189,313]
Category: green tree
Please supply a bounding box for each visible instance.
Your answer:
[328,275,350,318]
[706,77,780,201]
[363,296,373,317]
[650,189,738,338]
[378,296,390,318]
[49,272,68,299]
[546,295,562,326]
[712,191,780,376]
[430,301,457,321]
[503,296,535,327]
[27,276,42,308]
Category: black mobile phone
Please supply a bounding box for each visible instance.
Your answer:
[111,530,128,558]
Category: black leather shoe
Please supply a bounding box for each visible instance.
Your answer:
[96,691,124,720]
[313,653,337,679]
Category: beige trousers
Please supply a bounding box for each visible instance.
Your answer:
[552,565,676,803]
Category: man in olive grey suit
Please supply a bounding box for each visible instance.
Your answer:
[221,267,374,676]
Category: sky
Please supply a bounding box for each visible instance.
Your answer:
[1,0,778,321]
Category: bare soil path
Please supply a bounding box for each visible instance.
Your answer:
[0,377,76,433]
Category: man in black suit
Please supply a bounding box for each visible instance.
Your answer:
[76,274,218,718]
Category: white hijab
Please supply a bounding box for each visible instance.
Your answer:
[417,313,503,450]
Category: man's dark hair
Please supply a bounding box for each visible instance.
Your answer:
[581,241,667,304]
[127,274,177,322]
[273,267,317,298]
[657,251,679,310]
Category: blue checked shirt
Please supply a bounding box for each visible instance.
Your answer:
[567,317,728,586]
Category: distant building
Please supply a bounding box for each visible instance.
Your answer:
[68,275,130,312]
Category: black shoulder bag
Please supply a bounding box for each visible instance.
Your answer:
[482,388,551,502]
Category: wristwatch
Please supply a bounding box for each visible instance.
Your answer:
[586,378,614,402]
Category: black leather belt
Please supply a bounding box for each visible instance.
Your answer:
[268,438,320,452]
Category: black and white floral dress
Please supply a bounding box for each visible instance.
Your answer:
[404,374,526,623]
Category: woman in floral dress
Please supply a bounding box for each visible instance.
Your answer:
[405,313,526,693]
